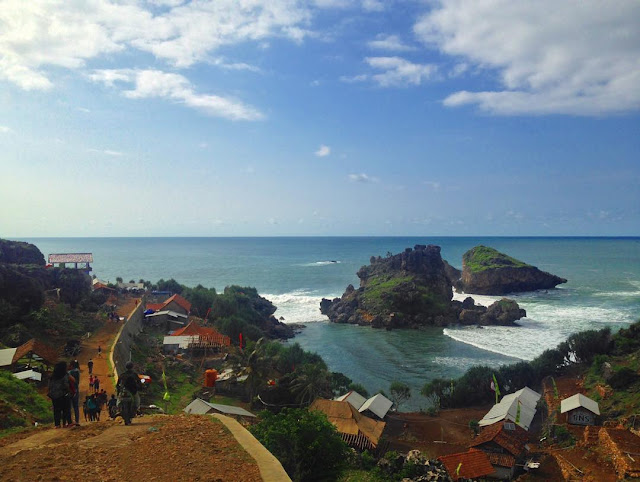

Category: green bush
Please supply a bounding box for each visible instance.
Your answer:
[0,371,52,429]
[250,408,349,482]
[608,367,639,389]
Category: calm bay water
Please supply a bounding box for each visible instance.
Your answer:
[20,236,640,409]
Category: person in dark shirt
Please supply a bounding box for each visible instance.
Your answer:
[116,362,142,425]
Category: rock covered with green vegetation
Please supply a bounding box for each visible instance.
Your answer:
[320,245,526,329]
[0,239,45,266]
[457,245,567,295]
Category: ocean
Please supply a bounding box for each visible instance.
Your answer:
[20,237,640,410]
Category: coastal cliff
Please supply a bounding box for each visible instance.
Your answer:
[457,245,567,295]
[320,245,525,329]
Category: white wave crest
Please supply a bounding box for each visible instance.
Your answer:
[299,260,341,266]
[451,289,501,307]
[264,290,335,324]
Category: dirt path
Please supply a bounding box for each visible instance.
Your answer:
[74,297,140,400]
[0,414,263,481]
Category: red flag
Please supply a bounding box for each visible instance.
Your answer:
[205,307,211,319]
[239,333,243,349]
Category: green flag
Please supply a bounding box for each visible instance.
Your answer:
[162,368,170,401]
[515,400,521,425]
[492,374,501,404]
[456,462,462,475]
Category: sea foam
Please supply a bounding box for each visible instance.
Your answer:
[263,290,333,324]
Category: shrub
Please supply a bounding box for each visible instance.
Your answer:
[608,367,639,389]
[250,408,349,482]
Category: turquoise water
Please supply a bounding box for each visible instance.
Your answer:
[20,237,640,409]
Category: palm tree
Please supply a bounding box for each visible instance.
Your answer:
[290,364,332,406]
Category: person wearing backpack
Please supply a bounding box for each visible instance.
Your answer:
[116,361,141,425]
[48,361,71,428]
[68,361,81,426]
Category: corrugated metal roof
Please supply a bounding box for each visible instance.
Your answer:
[0,348,17,367]
[560,393,600,415]
[48,253,93,263]
[184,398,256,417]
[334,390,366,410]
[359,393,393,419]
[146,310,188,319]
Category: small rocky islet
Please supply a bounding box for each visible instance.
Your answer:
[320,244,566,330]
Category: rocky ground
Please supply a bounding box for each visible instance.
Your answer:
[0,414,262,482]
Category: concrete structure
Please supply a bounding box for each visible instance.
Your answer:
[561,393,600,426]
[111,301,145,382]
[48,253,93,271]
[146,310,188,331]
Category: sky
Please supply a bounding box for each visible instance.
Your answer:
[1,0,639,237]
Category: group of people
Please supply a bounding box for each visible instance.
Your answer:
[48,358,142,428]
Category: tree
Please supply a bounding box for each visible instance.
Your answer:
[116,277,123,283]
[290,364,333,406]
[250,408,349,482]
[390,381,411,411]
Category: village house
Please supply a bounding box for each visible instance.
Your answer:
[310,398,386,452]
[334,391,393,420]
[163,320,231,354]
[438,449,495,481]
[0,339,59,381]
[145,310,189,331]
[334,390,367,410]
[469,421,529,480]
[560,393,600,426]
[147,293,191,316]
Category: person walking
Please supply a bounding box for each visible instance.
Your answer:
[87,358,94,375]
[93,375,100,393]
[48,361,71,428]
[97,345,102,358]
[68,361,81,426]
[116,362,141,426]
[89,374,94,393]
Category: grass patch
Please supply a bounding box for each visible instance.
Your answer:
[0,371,53,429]
[361,275,414,311]
[339,469,390,482]
[463,245,530,273]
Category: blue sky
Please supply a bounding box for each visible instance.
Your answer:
[1,0,639,237]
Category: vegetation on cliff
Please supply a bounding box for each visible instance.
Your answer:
[0,370,52,431]
[462,245,529,273]
[422,321,639,417]
[321,245,526,329]
[459,245,567,295]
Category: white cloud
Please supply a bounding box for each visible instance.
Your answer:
[0,0,312,89]
[414,0,640,115]
[0,125,13,133]
[368,34,415,52]
[88,148,124,157]
[365,57,437,87]
[76,107,91,113]
[348,173,378,183]
[361,0,385,12]
[423,181,440,191]
[90,69,264,121]
[315,144,331,157]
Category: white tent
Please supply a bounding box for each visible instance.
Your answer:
[479,386,541,431]
[184,398,256,418]
[561,393,600,415]
[0,348,17,367]
[334,390,366,410]
[13,370,42,382]
[359,393,393,419]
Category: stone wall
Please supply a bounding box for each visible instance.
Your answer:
[110,299,144,382]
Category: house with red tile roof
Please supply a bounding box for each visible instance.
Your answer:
[438,449,494,481]
[146,293,192,316]
[163,321,230,354]
[468,421,529,479]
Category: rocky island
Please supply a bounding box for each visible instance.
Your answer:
[452,245,567,295]
[320,245,526,330]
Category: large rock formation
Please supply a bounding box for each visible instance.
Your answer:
[320,245,526,329]
[458,246,567,295]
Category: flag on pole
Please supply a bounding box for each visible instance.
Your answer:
[162,368,170,401]
[205,307,211,319]
[456,462,462,475]
[239,333,243,350]
[492,374,501,404]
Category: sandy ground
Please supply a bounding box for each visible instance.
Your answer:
[0,414,262,482]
